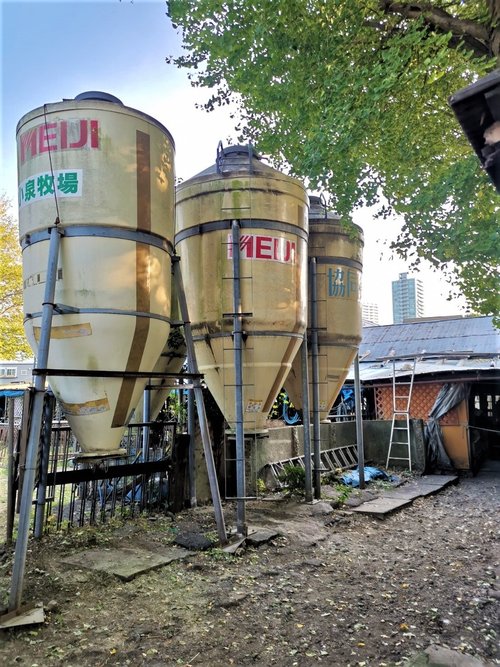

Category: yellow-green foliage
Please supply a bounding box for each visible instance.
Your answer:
[0,195,31,360]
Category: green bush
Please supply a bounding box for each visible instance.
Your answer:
[278,464,306,494]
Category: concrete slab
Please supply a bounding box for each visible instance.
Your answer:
[417,475,458,486]
[222,536,246,554]
[380,488,422,501]
[416,484,452,497]
[410,475,458,496]
[246,528,280,547]
[351,497,414,517]
[350,474,459,517]
[0,602,45,629]
[62,546,193,582]
[407,644,492,666]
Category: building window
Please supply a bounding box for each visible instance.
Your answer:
[0,368,17,378]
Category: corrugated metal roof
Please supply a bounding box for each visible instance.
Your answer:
[346,358,499,383]
[359,316,499,361]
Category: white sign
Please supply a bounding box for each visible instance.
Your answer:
[19,169,83,208]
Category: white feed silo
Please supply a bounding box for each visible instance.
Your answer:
[175,145,308,433]
[17,92,175,458]
[286,195,364,420]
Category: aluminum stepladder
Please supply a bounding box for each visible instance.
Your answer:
[386,357,417,472]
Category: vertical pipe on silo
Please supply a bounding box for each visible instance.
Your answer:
[231,220,246,536]
[310,258,322,500]
[10,224,62,611]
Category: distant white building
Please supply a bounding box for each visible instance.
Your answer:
[362,302,380,325]
[0,359,34,387]
[0,360,34,422]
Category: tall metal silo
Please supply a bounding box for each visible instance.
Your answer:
[175,145,308,433]
[286,195,364,420]
[17,92,175,458]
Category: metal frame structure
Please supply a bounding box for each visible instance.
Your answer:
[7,233,228,614]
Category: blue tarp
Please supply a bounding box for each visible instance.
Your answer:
[340,466,398,487]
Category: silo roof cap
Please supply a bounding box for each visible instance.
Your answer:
[75,91,123,105]
[221,144,262,160]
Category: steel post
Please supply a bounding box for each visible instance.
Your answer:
[142,387,151,463]
[187,387,197,507]
[354,353,365,489]
[310,258,322,500]
[9,224,62,611]
[34,393,55,538]
[172,256,227,544]
[6,398,15,544]
[300,337,313,503]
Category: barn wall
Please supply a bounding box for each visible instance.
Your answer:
[374,382,470,469]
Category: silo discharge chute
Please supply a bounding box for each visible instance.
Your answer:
[17,92,176,458]
[286,195,364,421]
[131,292,187,424]
[175,145,308,434]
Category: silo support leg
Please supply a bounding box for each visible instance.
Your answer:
[300,337,313,503]
[354,353,365,489]
[172,256,227,545]
[9,223,62,611]
[187,388,197,508]
[34,393,55,538]
[310,258,322,500]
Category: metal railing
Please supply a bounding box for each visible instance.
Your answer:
[2,392,179,539]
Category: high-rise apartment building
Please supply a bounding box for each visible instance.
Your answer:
[392,272,424,324]
[362,302,380,325]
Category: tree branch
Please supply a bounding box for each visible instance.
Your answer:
[379,1,496,59]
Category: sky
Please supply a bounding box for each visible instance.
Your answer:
[1,0,468,324]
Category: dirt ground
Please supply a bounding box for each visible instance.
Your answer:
[0,468,498,667]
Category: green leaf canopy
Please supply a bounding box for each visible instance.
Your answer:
[168,0,499,317]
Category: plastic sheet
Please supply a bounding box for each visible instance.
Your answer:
[340,466,398,487]
[424,382,470,472]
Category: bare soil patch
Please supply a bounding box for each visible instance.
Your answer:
[0,472,498,667]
